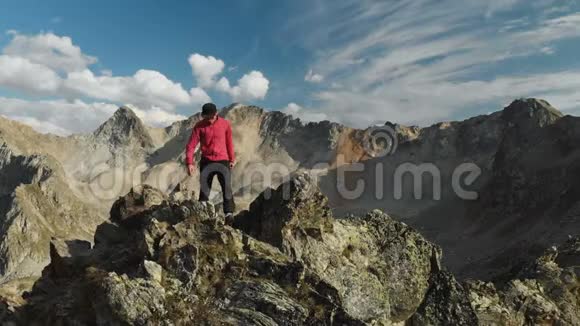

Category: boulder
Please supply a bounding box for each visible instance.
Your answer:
[235,172,442,323]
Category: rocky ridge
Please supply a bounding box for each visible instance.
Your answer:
[0,98,579,322]
[0,102,374,289]
[321,98,580,280]
[0,142,104,284]
[0,172,577,325]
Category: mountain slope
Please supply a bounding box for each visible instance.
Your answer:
[0,143,105,284]
[320,98,580,280]
[0,98,578,290]
[1,174,577,325]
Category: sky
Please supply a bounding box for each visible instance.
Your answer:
[0,0,579,135]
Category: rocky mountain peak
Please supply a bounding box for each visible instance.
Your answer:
[502,98,564,127]
[93,105,154,149]
[222,104,265,123]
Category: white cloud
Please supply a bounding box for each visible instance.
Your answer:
[215,71,270,102]
[189,87,211,105]
[188,53,225,88]
[0,55,62,93]
[485,0,523,17]
[0,97,190,136]
[63,69,193,110]
[0,97,118,135]
[215,77,231,93]
[540,46,555,55]
[0,31,203,134]
[305,69,324,83]
[308,70,580,127]
[188,53,270,102]
[282,102,328,122]
[285,1,580,127]
[125,105,187,128]
[3,115,71,136]
[3,31,97,73]
[515,12,580,42]
[0,32,214,111]
[0,31,274,135]
[235,71,269,100]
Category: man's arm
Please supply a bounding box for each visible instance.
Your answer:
[185,125,200,166]
[225,122,235,166]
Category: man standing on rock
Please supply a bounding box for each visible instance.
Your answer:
[186,103,236,220]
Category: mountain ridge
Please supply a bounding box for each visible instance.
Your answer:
[0,97,578,293]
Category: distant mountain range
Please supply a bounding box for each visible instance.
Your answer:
[0,98,578,296]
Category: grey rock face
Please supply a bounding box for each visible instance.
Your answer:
[0,143,104,284]
[109,184,167,227]
[0,173,436,325]
[410,271,478,326]
[93,105,155,150]
[466,237,580,325]
[321,98,580,281]
[0,98,579,324]
[235,172,441,323]
[0,172,578,325]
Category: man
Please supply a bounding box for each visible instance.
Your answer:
[186,103,236,220]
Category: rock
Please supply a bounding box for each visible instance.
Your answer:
[7,184,371,324]
[93,105,155,150]
[0,144,105,284]
[1,177,579,325]
[169,176,196,202]
[91,270,167,325]
[234,171,333,248]
[219,280,309,325]
[235,172,441,323]
[501,98,563,128]
[109,184,167,227]
[142,260,163,283]
[0,99,579,324]
[465,280,516,324]
[410,271,478,325]
[466,236,580,325]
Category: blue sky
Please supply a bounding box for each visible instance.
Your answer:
[0,0,579,134]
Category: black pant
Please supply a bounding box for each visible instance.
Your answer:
[199,157,235,214]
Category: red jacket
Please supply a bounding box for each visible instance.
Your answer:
[185,116,235,165]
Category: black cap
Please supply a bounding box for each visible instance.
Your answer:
[202,103,217,116]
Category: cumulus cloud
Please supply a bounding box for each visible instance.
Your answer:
[0,97,118,135]
[0,31,272,135]
[0,31,209,113]
[0,55,62,94]
[3,31,97,73]
[304,69,324,83]
[216,71,270,102]
[123,104,188,128]
[63,69,194,109]
[188,53,270,102]
[188,53,225,88]
[0,97,189,136]
[282,102,329,122]
[189,87,212,105]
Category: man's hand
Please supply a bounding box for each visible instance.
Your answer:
[229,160,236,169]
[187,164,195,176]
